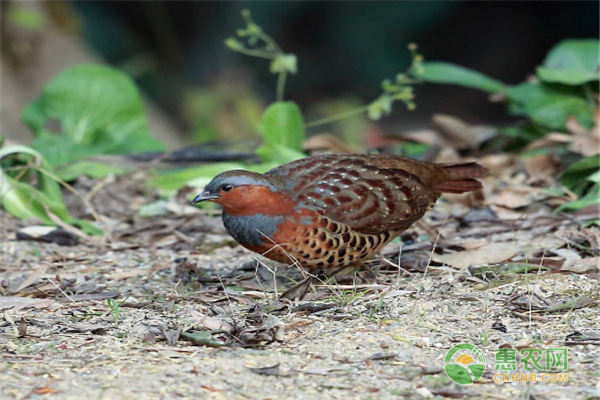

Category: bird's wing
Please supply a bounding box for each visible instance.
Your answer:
[265,154,439,234]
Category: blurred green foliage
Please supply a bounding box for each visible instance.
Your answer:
[7,6,46,30]
[414,38,599,210]
[0,64,165,234]
[22,64,164,173]
[415,39,598,131]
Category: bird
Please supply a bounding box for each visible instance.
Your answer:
[193,154,487,270]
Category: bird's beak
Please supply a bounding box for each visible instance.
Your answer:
[192,191,219,204]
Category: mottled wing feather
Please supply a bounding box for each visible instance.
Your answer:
[266,154,439,234]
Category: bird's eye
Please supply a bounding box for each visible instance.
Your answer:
[221,184,233,192]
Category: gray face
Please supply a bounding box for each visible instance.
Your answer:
[193,170,276,203]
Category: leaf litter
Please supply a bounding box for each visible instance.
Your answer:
[1,138,599,399]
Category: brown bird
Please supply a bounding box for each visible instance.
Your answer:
[193,154,487,269]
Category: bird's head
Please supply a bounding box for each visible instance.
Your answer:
[192,170,295,216]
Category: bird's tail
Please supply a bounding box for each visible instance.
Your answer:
[431,162,488,194]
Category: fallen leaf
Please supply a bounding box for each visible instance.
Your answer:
[0,297,60,311]
[303,134,356,153]
[63,323,108,334]
[561,257,599,273]
[160,327,181,346]
[14,265,48,292]
[432,114,479,150]
[544,296,595,313]
[63,292,119,302]
[33,381,61,395]
[190,310,234,333]
[524,155,560,179]
[16,226,79,246]
[180,331,225,347]
[433,242,521,269]
[280,277,313,300]
[244,362,280,376]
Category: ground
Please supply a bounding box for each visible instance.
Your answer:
[1,166,599,400]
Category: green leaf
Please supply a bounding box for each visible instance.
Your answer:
[556,184,599,212]
[559,156,600,210]
[0,146,102,235]
[537,39,600,85]
[507,83,595,129]
[415,62,506,94]
[151,162,279,193]
[0,146,66,221]
[395,142,429,158]
[256,102,305,161]
[560,155,600,190]
[153,162,248,192]
[255,144,305,165]
[55,160,127,181]
[22,65,165,168]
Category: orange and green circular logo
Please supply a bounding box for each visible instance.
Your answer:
[444,344,486,384]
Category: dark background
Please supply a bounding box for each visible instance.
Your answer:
[75,2,598,126]
[3,1,599,145]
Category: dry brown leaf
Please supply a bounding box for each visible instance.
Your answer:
[527,116,599,157]
[561,257,599,273]
[33,383,61,395]
[0,296,60,311]
[432,242,521,269]
[303,134,356,153]
[108,269,152,280]
[524,155,560,179]
[478,154,515,177]
[244,362,281,376]
[394,129,440,146]
[14,265,48,292]
[486,186,556,209]
[190,310,234,333]
[566,116,600,156]
[432,114,478,150]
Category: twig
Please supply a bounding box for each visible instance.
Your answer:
[41,272,75,304]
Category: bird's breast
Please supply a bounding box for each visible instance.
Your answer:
[222,212,284,247]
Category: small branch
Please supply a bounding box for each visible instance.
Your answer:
[257,31,283,54]
[230,47,274,60]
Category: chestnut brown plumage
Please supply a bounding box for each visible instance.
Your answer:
[194,154,487,269]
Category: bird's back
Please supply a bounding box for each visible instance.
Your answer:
[266,154,486,234]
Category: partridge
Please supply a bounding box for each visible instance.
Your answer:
[193,154,487,269]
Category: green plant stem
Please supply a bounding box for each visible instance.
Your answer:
[231,47,274,60]
[257,31,283,54]
[306,105,370,128]
[276,71,287,102]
